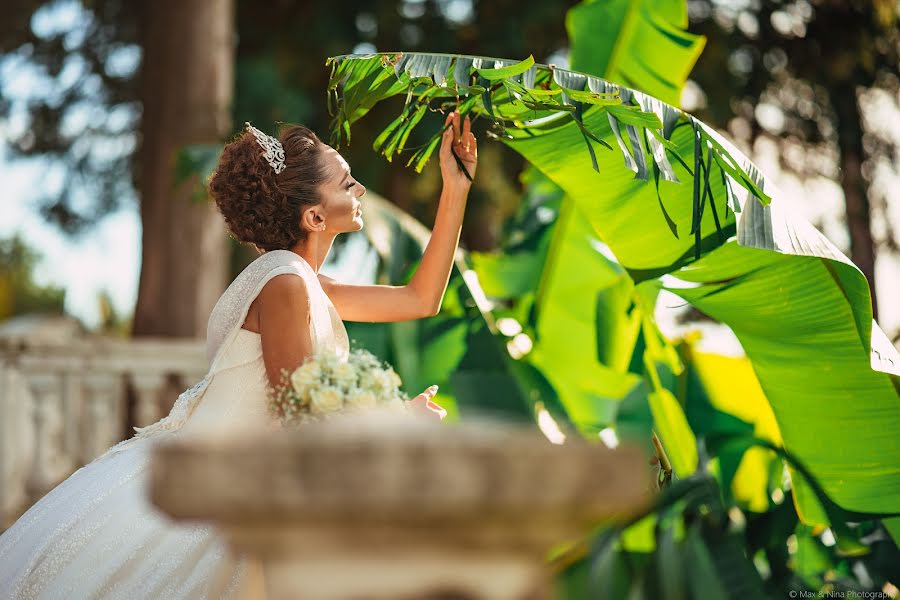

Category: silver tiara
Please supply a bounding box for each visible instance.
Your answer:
[245,122,285,174]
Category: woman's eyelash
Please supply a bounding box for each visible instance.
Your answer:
[346,180,355,189]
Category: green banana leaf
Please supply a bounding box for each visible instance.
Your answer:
[566,0,705,107]
[683,344,783,512]
[565,0,899,524]
[666,240,900,520]
[528,196,643,433]
[325,48,900,523]
[522,0,704,448]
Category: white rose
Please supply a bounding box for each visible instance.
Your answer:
[318,351,341,371]
[333,362,358,387]
[351,349,379,367]
[359,372,378,392]
[310,386,344,415]
[371,370,394,392]
[292,385,311,406]
[291,361,321,392]
[347,390,377,410]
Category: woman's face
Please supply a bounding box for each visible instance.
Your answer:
[307,145,366,234]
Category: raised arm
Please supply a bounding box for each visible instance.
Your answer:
[257,274,315,387]
[321,110,477,322]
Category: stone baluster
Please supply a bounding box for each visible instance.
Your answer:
[0,363,36,527]
[82,373,124,461]
[25,373,72,498]
[131,372,168,428]
[60,370,85,466]
[150,412,651,600]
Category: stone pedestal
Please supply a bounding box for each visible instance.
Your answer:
[150,412,651,600]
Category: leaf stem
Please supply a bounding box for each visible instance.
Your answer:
[652,431,673,488]
[451,147,474,181]
[443,120,474,182]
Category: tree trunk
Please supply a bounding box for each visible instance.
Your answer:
[833,81,878,319]
[132,0,234,338]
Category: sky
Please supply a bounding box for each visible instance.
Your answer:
[0,149,141,328]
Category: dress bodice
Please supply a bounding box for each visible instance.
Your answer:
[176,329,271,436]
[178,252,351,437]
[179,294,349,436]
[88,249,352,457]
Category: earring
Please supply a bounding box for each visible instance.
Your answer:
[319,223,326,230]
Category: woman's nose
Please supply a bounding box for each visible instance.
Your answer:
[359,184,367,197]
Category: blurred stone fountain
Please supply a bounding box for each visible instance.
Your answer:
[150,411,651,600]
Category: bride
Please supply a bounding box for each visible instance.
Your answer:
[0,110,477,598]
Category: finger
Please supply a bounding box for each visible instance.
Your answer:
[443,112,454,135]
[462,114,471,139]
[440,121,453,157]
[426,401,448,421]
[453,111,461,143]
[412,385,438,403]
[409,395,440,417]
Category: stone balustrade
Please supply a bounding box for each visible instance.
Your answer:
[0,315,207,528]
[150,411,652,600]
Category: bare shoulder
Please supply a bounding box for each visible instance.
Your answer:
[257,273,311,316]
[319,273,341,297]
[255,273,316,386]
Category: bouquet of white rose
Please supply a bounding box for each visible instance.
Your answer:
[267,348,411,427]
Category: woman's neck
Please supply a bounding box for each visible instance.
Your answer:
[289,233,336,273]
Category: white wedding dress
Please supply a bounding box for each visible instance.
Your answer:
[0,250,350,599]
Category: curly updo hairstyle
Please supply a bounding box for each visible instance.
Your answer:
[208,125,328,252]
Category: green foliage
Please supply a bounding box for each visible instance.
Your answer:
[6,0,577,246]
[566,0,705,107]
[0,235,66,319]
[668,242,900,521]
[93,290,131,337]
[554,445,900,599]
[340,194,547,423]
[324,1,900,596]
[0,1,140,234]
[685,1,899,321]
[326,41,900,516]
[326,50,768,264]
[172,144,223,204]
